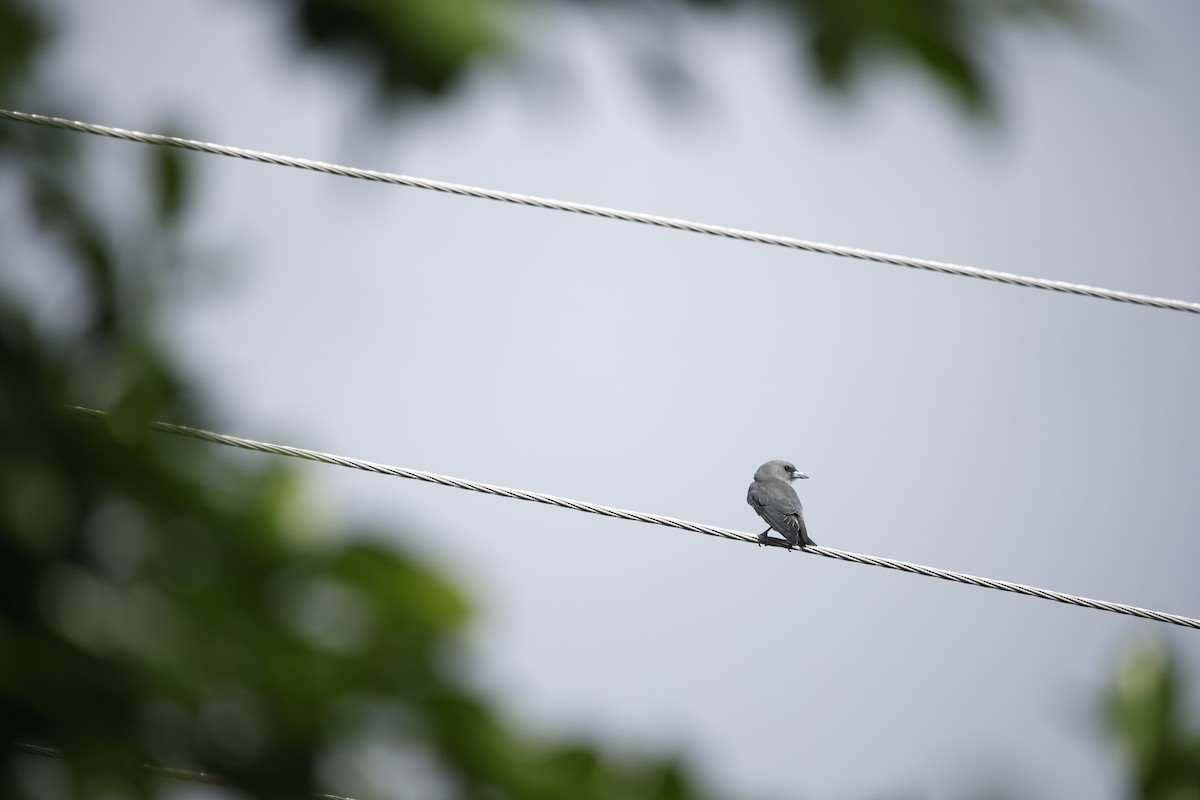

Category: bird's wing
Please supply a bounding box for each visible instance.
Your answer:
[765,481,804,516]
[749,479,801,523]
[749,480,813,546]
[746,481,775,514]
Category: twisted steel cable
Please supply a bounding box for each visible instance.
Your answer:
[12,744,354,800]
[69,407,1200,630]
[3,108,1198,315]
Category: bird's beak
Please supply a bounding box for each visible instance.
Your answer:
[795,473,810,480]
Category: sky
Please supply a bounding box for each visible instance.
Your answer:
[16,0,1200,797]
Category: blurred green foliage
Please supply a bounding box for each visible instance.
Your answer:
[263,0,1089,115]
[0,2,715,797]
[1106,643,1200,800]
[566,0,1089,115]
[0,66,717,800]
[0,0,42,98]
[278,0,495,97]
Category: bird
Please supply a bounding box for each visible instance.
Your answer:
[747,459,815,549]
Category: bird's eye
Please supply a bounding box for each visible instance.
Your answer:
[785,466,794,473]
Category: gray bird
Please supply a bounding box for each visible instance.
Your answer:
[747,459,815,548]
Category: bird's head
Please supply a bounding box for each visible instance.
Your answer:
[755,459,809,483]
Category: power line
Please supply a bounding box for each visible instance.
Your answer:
[69,407,1200,631]
[3,107,1198,316]
[12,743,354,800]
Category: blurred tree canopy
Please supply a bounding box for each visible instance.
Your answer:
[270,0,1089,114]
[0,73,714,800]
[1106,643,1200,800]
[0,1,1195,800]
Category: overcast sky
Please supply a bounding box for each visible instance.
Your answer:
[22,0,1200,797]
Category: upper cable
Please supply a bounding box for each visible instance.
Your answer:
[2,108,1197,315]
